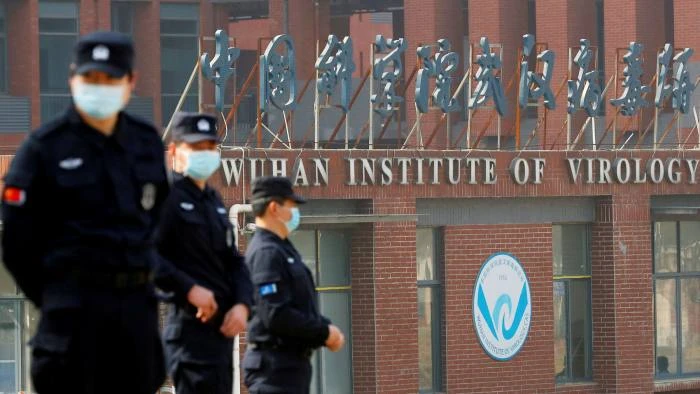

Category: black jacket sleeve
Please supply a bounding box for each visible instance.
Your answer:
[152,196,196,303]
[247,246,329,347]
[1,138,47,306]
[226,246,254,311]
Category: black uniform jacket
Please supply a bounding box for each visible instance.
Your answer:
[1,107,169,309]
[245,228,330,352]
[155,174,253,364]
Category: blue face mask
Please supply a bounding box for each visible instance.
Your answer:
[184,150,221,180]
[285,207,300,233]
[72,83,126,119]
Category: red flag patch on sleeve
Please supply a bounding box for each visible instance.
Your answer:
[3,187,26,206]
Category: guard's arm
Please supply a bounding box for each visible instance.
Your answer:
[1,138,46,306]
[227,247,254,312]
[152,196,197,303]
[247,247,329,347]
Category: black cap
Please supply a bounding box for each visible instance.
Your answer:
[74,31,134,77]
[251,176,306,204]
[171,112,219,143]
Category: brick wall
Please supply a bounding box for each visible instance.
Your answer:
[372,197,419,393]
[350,223,376,393]
[444,224,554,392]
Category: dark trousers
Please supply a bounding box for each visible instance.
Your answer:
[30,286,165,394]
[173,358,233,394]
[243,348,312,394]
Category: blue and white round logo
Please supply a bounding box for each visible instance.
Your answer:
[472,253,531,361]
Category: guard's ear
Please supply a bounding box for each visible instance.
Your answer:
[127,70,138,88]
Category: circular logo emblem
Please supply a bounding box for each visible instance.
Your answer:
[473,253,531,361]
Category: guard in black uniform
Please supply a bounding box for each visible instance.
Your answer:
[242,176,345,394]
[1,32,168,394]
[155,112,254,394]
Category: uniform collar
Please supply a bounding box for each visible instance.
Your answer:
[173,172,215,200]
[257,227,286,242]
[67,106,129,150]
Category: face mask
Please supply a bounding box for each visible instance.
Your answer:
[285,207,301,233]
[72,83,126,119]
[183,150,221,180]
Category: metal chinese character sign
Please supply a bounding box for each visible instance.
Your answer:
[315,35,355,113]
[260,34,297,112]
[672,48,695,114]
[518,34,556,109]
[371,34,407,118]
[415,38,459,113]
[610,42,649,116]
[655,43,674,108]
[201,30,240,114]
[652,44,695,115]
[468,37,507,116]
[567,38,602,117]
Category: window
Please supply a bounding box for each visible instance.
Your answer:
[553,224,592,383]
[0,2,6,92]
[0,233,40,393]
[288,229,353,394]
[160,3,199,126]
[654,221,700,378]
[417,228,443,393]
[39,0,78,121]
[111,1,134,36]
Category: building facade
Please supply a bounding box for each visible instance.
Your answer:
[0,0,699,393]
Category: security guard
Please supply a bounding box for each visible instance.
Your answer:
[242,176,345,394]
[155,112,254,394]
[1,32,170,394]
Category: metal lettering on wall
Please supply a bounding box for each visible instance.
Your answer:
[518,34,555,110]
[219,156,700,187]
[416,39,460,113]
[567,39,602,117]
[195,31,697,132]
[201,30,240,114]
[610,42,649,116]
[468,37,507,116]
[371,34,407,118]
[316,35,355,113]
[672,48,695,114]
[260,34,297,112]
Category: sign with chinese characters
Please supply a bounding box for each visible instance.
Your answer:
[416,39,460,113]
[371,34,407,118]
[518,34,555,110]
[316,35,355,113]
[200,32,695,125]
[201,30,239,113]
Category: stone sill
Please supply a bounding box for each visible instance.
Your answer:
[655,377,700,392]
[555,381,599,392]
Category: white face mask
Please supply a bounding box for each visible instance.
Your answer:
[72,82,126,119]
[183,149,221,180]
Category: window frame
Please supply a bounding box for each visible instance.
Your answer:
[111,1,135,37]
[0,229,37,393]
[653,220,700,379]
[38,0,78,121]
[417,227,443,394]
[553,223,593,384]
[159,2,200,125]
